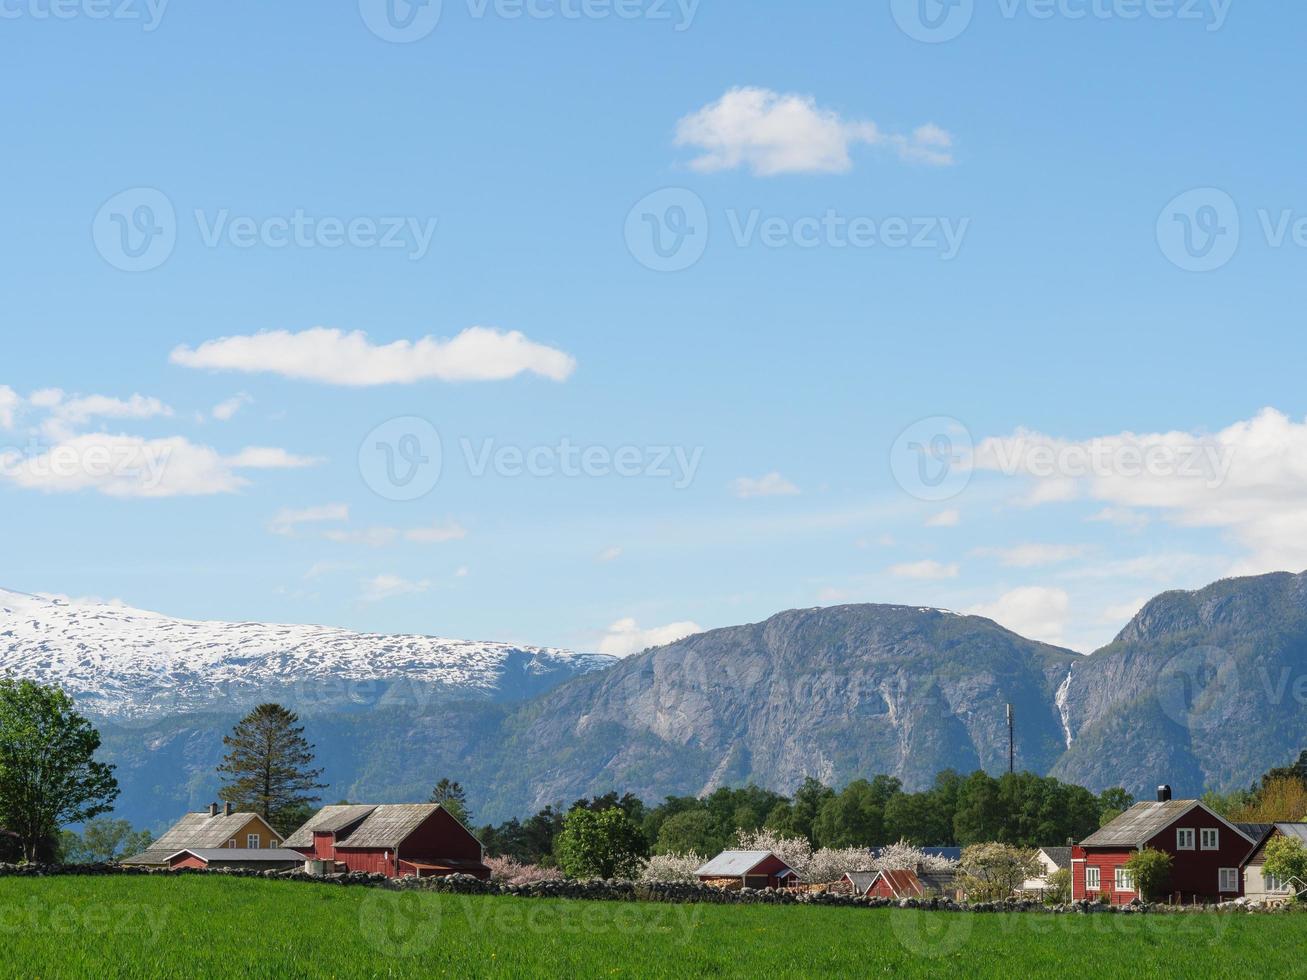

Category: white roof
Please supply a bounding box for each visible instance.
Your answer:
[694,850,783,877]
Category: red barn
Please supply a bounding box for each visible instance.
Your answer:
[284,804,489,879]
[1074,786,1258,904]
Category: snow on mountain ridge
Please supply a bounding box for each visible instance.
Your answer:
[0,588,614,718]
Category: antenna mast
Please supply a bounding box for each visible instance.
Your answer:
[1006,704,1014,774]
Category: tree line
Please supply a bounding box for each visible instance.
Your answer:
[471,771,1136,867]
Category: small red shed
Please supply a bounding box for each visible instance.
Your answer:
[694,850,801,889]
[1074,786,1259,904]
[284,803,490,879]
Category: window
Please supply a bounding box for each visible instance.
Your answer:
[247,834,260,849]
[1115,868,1134,892]
[1200,828,1219,850]
[1086,867,1101,890]
[1219,868,1239,893]
[227,839,236,848]
[1266,874,1291,894]
[1176,828,1195,850]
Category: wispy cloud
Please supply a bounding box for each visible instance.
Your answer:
[967,587,1071,647]
[925,509,960,528]
[971,543,1087,568]
[269,503,350,536]
[212,393,253,421]
[888,559,960,580]
[731,472,800,499]
[598,617,704,658]
[359,574,432,602]
[676,87,955,176]
[171,326,577,385]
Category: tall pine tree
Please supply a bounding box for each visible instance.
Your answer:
[217,704,326,835]
[429,778,471,826]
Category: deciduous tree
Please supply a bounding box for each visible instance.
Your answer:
[0,679,119,862]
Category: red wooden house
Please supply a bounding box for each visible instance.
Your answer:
[1074,786,1259,904]
[284,804,490,879]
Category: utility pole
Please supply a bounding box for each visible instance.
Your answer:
[1006,704,1014,774]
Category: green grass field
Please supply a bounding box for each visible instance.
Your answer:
[0,876,1296,978]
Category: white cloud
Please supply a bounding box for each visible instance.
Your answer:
[171,326,577,386]
[224,446,323,469]
[53,393,173,426]
[455,566,469,578]
[966,587,1071,647]
[404,520,467,544]
[325,527,401,548]
[0,433,314,498]
[269,503,350,536]
[888,559,960,580]
[28,388,63,409]
[304,560,353,580]
[359,574,431,602]
[675,87,955,176]
[0,386,18,429]
[212,393,253,421]
[321,520,467,548]
[731,472,800,499]
[596,546,623,563]
[598,617,704,658]
[976,408,1307,575]
[972,543,1087,568]
[1101,597,1148,624]
[925,509,960,528]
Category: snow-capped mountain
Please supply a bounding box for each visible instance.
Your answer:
[0,588,614,719]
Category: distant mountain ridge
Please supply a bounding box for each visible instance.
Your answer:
[0,588,613,718]
[4,574,1307,831]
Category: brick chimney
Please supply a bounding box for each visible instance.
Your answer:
[1157,784,1172,803]
[224,802,234,816]
[208,802,219,817]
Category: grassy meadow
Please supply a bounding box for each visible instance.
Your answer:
[0,875,1297,978]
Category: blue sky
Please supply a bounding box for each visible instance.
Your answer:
[2,0,1305,654]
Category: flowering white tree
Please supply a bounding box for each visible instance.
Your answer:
[484,855,564,885]
[872,840,958,873]
[639,852,705,883]
[806,846,876,883]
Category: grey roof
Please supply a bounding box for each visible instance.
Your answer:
[169,848,305,863]
[844,871,878,893]
[695,850,785,877]
[1080,800,1211,848]
[1274,823,1307,844]
[120,849,177,866]
[282,805,379,849]
[120,810,275,865]
[1040,846,1073,869]
[338,805,444,849]
[1236,824,1276,844]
